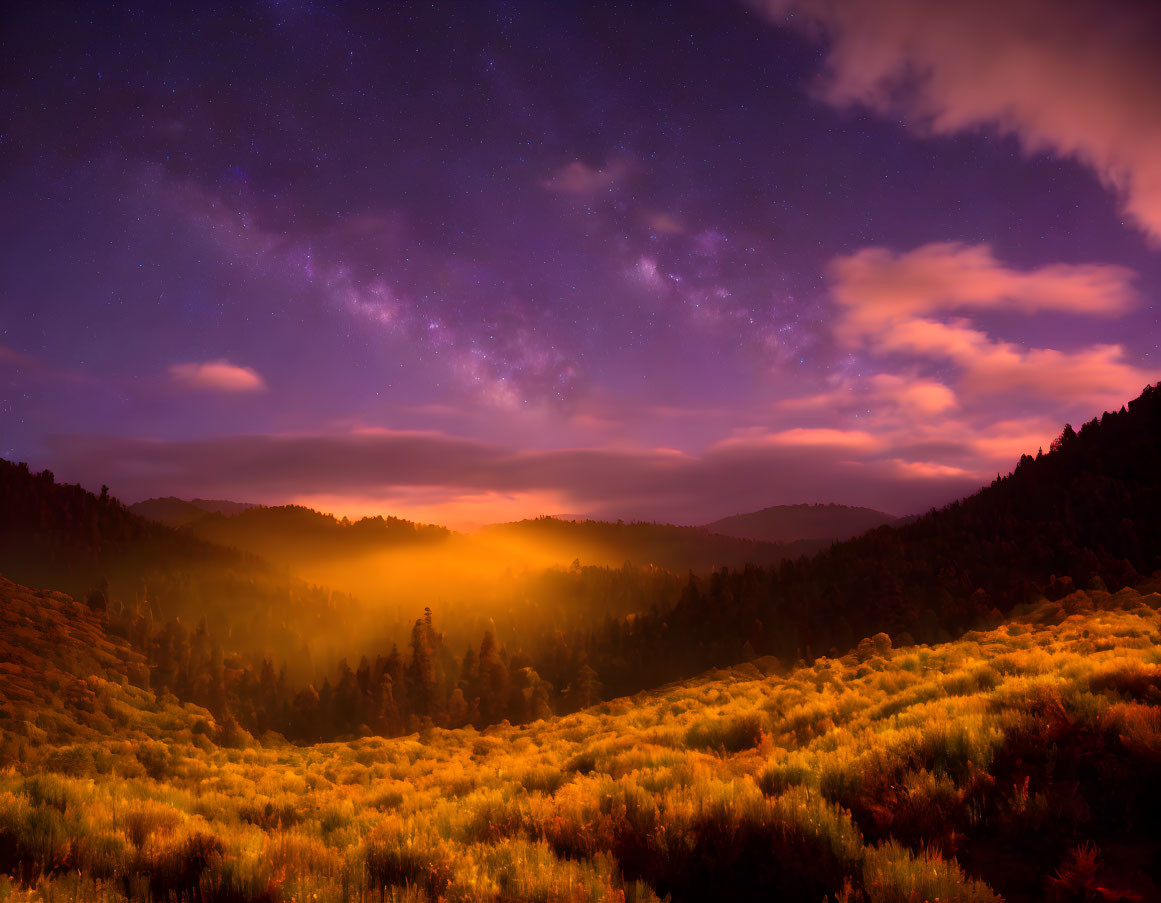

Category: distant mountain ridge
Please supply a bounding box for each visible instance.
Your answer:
[596,383,1161,686]
[134,501,843,575]
[129,496,255,527]
[133,496,894,554]
[176,503,452,568]
[0,459,360,663]
[480,516,824,572]
[704,503,898,544]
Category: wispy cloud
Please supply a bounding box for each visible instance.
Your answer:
[831,243,1136,341]
[827,242,1151,409]
[750,0,1161,243]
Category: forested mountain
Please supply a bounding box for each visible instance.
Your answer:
[479,516,820,571]
[0,459,689,738]
[176,503,452,569]
[0,460,359,673]
[704,503,898,543]
[594,383,1161,690]
[167,505,809,576]
[129,496,255,527]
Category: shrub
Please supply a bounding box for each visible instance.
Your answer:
[684,711,765,753]
[758,758,813,795]
[862,841,999,903]
[148,832,224,902]
[1045,842,1101,902]
[121,798,186,849]
[363,825,452,898]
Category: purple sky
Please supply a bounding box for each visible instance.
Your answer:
[2,0,1160,527]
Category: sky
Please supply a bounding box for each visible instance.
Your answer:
[2,0,1160,528]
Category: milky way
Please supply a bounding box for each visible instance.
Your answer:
[2,1,1160,526]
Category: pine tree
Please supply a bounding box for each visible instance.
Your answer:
[476,630,509,725]
[407,615,435,717]
[572,663,601,709]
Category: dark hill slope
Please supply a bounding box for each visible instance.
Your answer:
[704,503,898,543]
[587,384,1161,691]
[174,505,809,581]
[0,460,358,660]
[181,504,451,569]
[128,496,255,527]
[480,516,821,572]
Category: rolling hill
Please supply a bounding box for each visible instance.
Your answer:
[478,516,822,572]
[128,496,256,528]
[0,459,363,669]
[131,499,839,577]
[704,503,899,544]
[174,503,452,569]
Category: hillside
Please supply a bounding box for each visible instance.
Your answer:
[704,503,898,544]
[177,504,452,569]
[588,384,1161,689]
[0,575,233,764]
[0,459,362,667]
[173,506,809,578]
[4,569,1161,901]
[479,516,820,572]
[128,496,256,528]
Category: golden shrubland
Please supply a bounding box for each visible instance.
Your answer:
[4,576,1161,901]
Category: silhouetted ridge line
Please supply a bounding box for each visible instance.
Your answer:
[585,383,1161,688]
[704,503,899,544]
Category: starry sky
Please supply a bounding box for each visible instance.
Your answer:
[3,0,1161,527]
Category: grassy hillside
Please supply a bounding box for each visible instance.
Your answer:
[5,571,1161,902]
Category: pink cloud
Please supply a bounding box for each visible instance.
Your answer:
[825,243,1154,408]
[776,373,958,420]
[831,243,1137,341]
[751,0,1161,243]
[867,374,958,416]
[867,316,1152,409]
[169,360,266,393]
[882,458,977,480]
[761,427,885,452]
